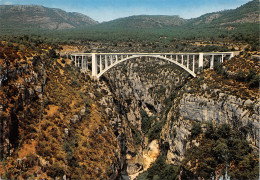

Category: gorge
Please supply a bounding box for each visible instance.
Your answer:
[0,0,259,179]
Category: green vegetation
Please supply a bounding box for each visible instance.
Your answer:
[181,123,259,180]
[0,1,259,50]
[190,122,202,139]
[148,121,163,142]
[140,108,156,134]
[137,155,178,180]
[232,69,259,89]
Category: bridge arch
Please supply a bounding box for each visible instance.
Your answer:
[70,52,238,79]
[96,54,196,78]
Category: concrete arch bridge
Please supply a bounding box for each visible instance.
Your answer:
[70,52,239,79]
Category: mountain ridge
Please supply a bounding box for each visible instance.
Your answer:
[95,0,259,30]
[0,5,98,31]
[0,0,259,41]
[95,15,187,29]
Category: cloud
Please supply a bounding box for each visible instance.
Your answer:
[5,1,13,5]
[0,0,13,5]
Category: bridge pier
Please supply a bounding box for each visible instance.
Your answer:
[187,55,190,68]
[210,55,214,69]
[199,53,203,68]
[193,55,195,72]
[105,55,108,69]
[92,53,98,77]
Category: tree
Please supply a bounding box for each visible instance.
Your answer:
[48,48,58,58]
[190,123,202,139]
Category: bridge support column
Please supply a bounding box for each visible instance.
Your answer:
[193,55,195,72]
[199,53,203,68]
[181,55,184,65]
[86,56,88,72]
[99,55,102,72]
[187,55,189,68]
[82,55,84,69]
[176,55,178,62]
[110,55,113,65]
[105,55,108,69]
[210,55,214,69]
[71,55,75,65]
[92,53,98,77]
[74,55,77,67]
[221,54,224,63]
[116,55,118,62]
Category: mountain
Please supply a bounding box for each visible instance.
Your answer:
[187,0,259,27]
[0,5,98,31]
[95,0,259,30]
[95,15,187,29]
[0,0,258,41]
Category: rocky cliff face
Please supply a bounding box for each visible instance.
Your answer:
[160,53,259,175]
[0,45,39,159]
[162,92,259,165]
[96,57,191,177]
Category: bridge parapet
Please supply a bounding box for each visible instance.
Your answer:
[70,52,238,79]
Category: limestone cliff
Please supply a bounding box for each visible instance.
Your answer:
[160,53,259,178]
[97,57,191,177]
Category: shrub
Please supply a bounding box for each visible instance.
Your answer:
[132,129,141,145]
[48,48,58,58]
[190,123,202,139]
[144,155,178,180]
[46,162,65,178]
[244,69,259,88]
[61,59,66,64]
[140,109,155,134]
[217,124,231,139]
[148,121,163,142]
[236,71,246,82]
[70,80,81,87]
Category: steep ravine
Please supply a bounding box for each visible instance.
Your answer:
[96,54,259,179]
[96,57,191,178]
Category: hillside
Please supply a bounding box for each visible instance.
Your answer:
[0,40,120,179]
[0,5,98,32]
[48,0,259,45]
[95,15,187,29]
[187,0,259,27]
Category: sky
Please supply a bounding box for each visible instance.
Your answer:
[0,0,252,22]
